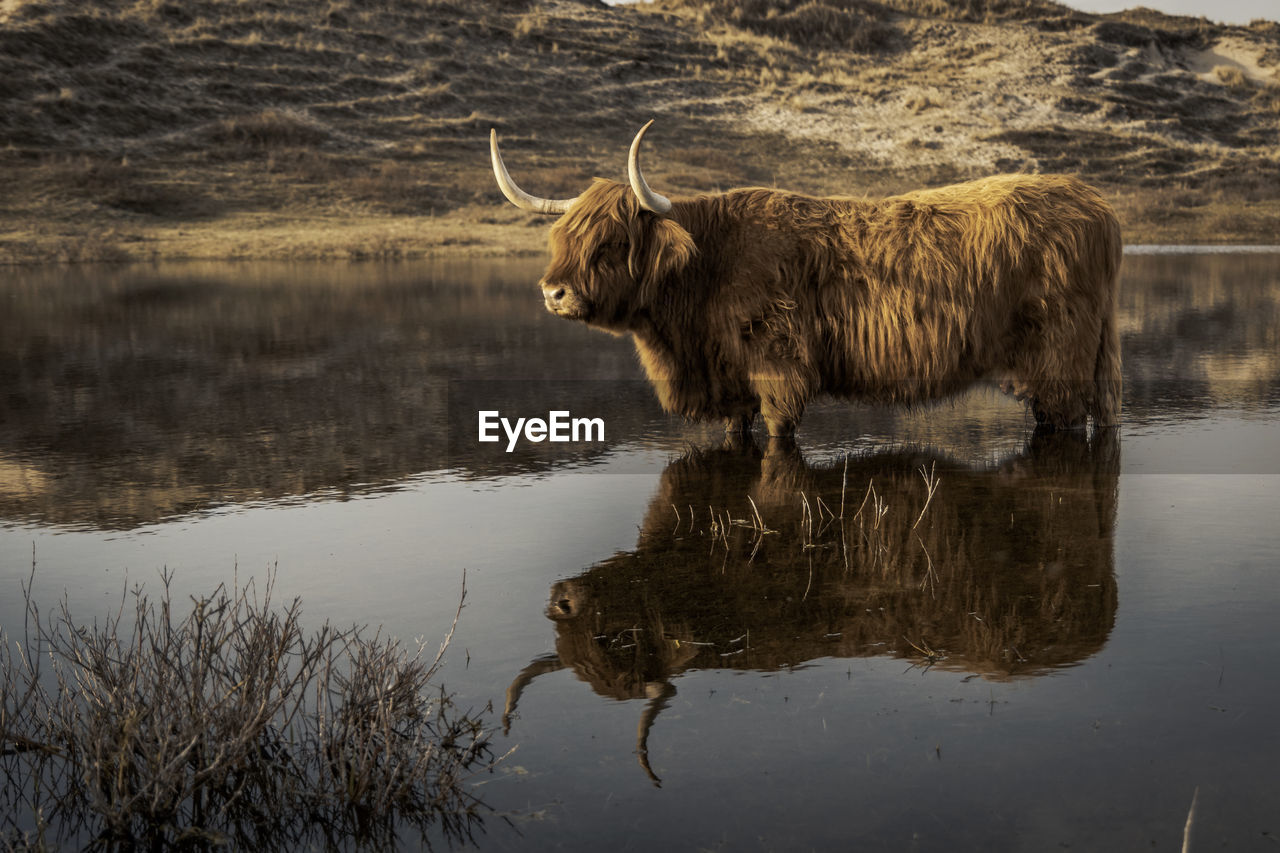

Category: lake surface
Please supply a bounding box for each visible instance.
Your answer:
[1,252,1278,851]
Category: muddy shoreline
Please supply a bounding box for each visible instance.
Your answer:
[3,191,1276,265]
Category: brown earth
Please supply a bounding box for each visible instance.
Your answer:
[1,0,1277,263]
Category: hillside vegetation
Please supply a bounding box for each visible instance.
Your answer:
[1,0,1277,261]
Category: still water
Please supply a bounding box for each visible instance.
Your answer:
[1,252,1278,850]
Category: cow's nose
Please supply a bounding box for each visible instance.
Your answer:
[540,282,564,303]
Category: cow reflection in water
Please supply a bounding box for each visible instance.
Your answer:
[505,433,1119,784]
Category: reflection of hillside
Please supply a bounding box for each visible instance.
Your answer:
[3,254,1277,529]
[506,434,1119,782]
[1119,252,1280,416]
[0,262,653,530]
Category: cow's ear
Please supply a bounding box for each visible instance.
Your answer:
[629,217,695,298]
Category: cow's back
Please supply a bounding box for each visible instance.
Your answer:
[805,174,1121,405]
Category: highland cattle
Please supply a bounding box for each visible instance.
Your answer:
[490,122,1122,436]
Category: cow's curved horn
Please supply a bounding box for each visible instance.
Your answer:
[490,129,579,215]
[628,120,673,215]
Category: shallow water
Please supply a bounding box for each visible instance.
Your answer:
[1,252,1278,850]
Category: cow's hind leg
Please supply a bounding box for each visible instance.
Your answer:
[1029,383,1090,432]
[1089,308,1122,428]
[1017,316,1099,431]
[1029,309,1121,431]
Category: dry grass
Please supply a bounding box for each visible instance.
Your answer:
[203,108,332,152]
[0,567,496,850]
[673,0,901,52]
[0,0,1277,262]
[1213,64,1254,92]
[686,455,939,581]
[878,0,1070,20]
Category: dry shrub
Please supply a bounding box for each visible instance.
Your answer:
[205,108,331,152]
[54,229,135,263]
[34,155,198,218]
[42,154,135,191]
[764,1,898,51]
[876,0,1061,21]
[667,145,747,174]
[905,94,939,113]
[878,0,953,15]
[679,0,900,52]
[1206,206,1267,238]
[0,569,496,850]
[1255,80,1280,114]
[513,9,549,38]
[345,160,448,213]
[1213,64,1253,92]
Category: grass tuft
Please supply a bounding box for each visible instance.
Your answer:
[1213,64,1253,92]
[204,108,331,152]
[671,0,900,52]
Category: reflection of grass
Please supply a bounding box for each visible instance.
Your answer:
[686,456,941,574]
[677,456,957,662]
[1,568,496,850]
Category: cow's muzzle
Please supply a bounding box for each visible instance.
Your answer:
[542,281,585,318]
[542,282,566,310]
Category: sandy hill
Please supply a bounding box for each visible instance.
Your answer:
[1,0,1277,261]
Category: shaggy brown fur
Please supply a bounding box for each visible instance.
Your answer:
[539,173,1122,436]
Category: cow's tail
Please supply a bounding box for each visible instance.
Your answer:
[1090,230,1123,428]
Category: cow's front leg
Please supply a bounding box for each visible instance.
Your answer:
[751,372,808,437]
[759,400,799,438]
[724,409,757,435]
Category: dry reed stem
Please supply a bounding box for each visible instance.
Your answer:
[671,457,944,599]
[1182,786,1200,853]
[913,462,941,530]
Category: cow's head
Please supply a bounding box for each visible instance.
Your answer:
[490,121,696,329]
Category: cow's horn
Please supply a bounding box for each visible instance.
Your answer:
[628,120,673,215]
[490,128,578,215]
